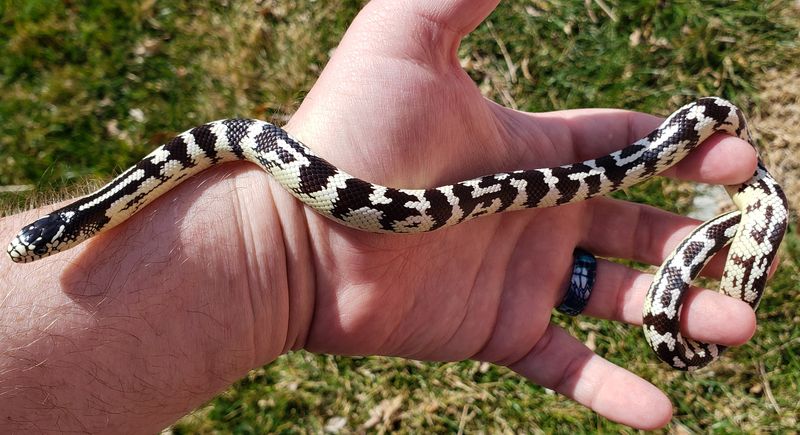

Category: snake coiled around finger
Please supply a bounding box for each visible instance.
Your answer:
[6,97,788,370]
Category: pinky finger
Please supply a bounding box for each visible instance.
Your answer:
[506,324,672,430]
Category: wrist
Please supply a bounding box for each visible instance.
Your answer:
[0,162,302,431]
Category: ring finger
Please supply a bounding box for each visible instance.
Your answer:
[574,259,756,347]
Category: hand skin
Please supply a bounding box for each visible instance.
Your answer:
[0,0,763,432]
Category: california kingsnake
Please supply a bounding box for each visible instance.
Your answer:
[6,97,788,370]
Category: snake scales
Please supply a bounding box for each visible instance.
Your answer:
[6,97,788,370]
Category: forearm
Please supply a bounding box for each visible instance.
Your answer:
[0,164,309,432]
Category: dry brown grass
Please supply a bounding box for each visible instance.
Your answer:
[752,68,800,219]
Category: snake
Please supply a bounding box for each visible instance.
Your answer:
[5,97,788,370]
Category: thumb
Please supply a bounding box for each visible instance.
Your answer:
[344,0,501,59]
[394,0,502,35]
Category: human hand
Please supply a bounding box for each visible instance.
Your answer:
[0,1,764,432]
[275,0,760,429]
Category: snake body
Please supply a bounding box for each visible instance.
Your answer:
[6,97,788,370]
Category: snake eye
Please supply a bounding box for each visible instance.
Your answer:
[17,214,68,254]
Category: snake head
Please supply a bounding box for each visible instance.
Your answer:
[6,213,75,263]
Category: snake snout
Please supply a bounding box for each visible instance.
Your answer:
[6,214,68,262]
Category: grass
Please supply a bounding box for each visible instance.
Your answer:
[2,0,800,432]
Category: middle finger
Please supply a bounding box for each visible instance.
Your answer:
[581,196,730,278]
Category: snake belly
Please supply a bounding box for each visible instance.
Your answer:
[5,97,788,370]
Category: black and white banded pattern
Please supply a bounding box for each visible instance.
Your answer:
[6,97,788,370]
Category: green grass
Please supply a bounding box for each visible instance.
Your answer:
[2,0,799,432]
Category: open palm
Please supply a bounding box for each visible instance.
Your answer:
[267,0,765,429]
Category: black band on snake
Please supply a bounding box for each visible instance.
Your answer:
[6,97,788,371]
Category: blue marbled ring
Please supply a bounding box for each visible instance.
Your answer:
[556,248,597,316]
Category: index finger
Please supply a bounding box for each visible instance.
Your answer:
[538,108,758,186]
